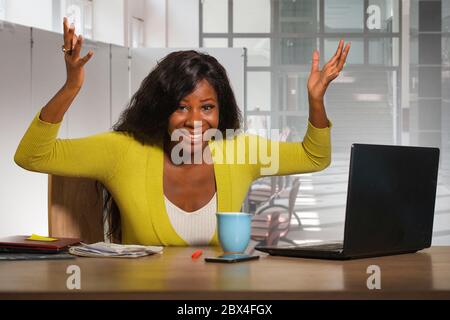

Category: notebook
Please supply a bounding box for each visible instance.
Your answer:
[0,235,81,254]
[0,253,76,261]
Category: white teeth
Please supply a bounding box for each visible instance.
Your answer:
[182,132,202,138]
[182,133,203,142]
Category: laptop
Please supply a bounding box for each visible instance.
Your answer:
[255,143,440,260]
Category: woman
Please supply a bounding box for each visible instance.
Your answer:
[14,18,350,246]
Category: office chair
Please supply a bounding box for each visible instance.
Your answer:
[267,175,303,228]
[247,176,283,213]
[48,175,105,243]
[250,177,301,246]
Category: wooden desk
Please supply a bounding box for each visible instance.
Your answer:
[1,246,450,300]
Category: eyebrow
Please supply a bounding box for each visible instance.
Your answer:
[181,97,216,103]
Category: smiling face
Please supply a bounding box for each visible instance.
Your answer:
[167,79,220,154]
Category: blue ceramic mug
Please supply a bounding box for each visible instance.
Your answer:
[216,212,252,253]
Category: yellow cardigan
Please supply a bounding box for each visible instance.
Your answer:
[14,110,332,246]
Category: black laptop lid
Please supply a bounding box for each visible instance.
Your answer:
[343,144,440,256]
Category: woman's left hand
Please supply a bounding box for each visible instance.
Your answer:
[307,39,351,102]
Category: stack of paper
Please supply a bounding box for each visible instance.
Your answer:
[68,242,163,258]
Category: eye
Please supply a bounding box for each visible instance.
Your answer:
[202,104,215,111]
[177,105,188,112]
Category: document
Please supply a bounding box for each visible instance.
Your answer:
[68,242,163,258]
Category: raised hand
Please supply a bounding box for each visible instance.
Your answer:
[307,40,351,102]
[63,17,94,91]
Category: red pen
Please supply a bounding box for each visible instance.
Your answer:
[191,249,203,259]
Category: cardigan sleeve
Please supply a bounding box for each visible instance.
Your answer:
[249,120,332,179]
[14,110,131,183]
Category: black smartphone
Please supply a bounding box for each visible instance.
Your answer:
[204,254,260,263]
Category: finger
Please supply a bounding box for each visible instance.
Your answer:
[66,23,75,49]
[325,39,344,68]
[310,50,320,73]
[80,50,94,66]
[72,34,82,59]
[63,17,68,34]
[72,33,78,50]
[65,23,76,53]
[63,18,72,50]
[334,39,344,56]
[336,42,351,70]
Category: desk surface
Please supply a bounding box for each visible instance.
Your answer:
[1,246,450,300]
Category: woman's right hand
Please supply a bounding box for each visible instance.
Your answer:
[63,17,94,91]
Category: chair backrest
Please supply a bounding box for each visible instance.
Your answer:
[276,177,300,232]
[48,175,105,243]
[287,177,301,215]
[250,177,300,245]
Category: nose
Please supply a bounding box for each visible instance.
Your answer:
[185,109,204,129]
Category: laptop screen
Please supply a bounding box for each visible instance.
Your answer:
[343,144,440,255]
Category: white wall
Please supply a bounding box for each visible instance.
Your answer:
[167,0,198,47]
[144,0,167,47]
[4,0,53,31]
[0,24,48,237]
[125,0,145,47]
[93,0,125,46]
[144,0,199,48]
[0,0,200,49]
[1,0,129,47]
[111,45,131,124]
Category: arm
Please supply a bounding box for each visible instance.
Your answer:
[249,121,331,179]
[41,17,93,124]
[251,40,351,178]
[307,39,350,129]
[14,110,130,183]
[13,18,127,182]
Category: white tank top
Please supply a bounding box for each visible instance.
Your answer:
[164,193,217,246]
